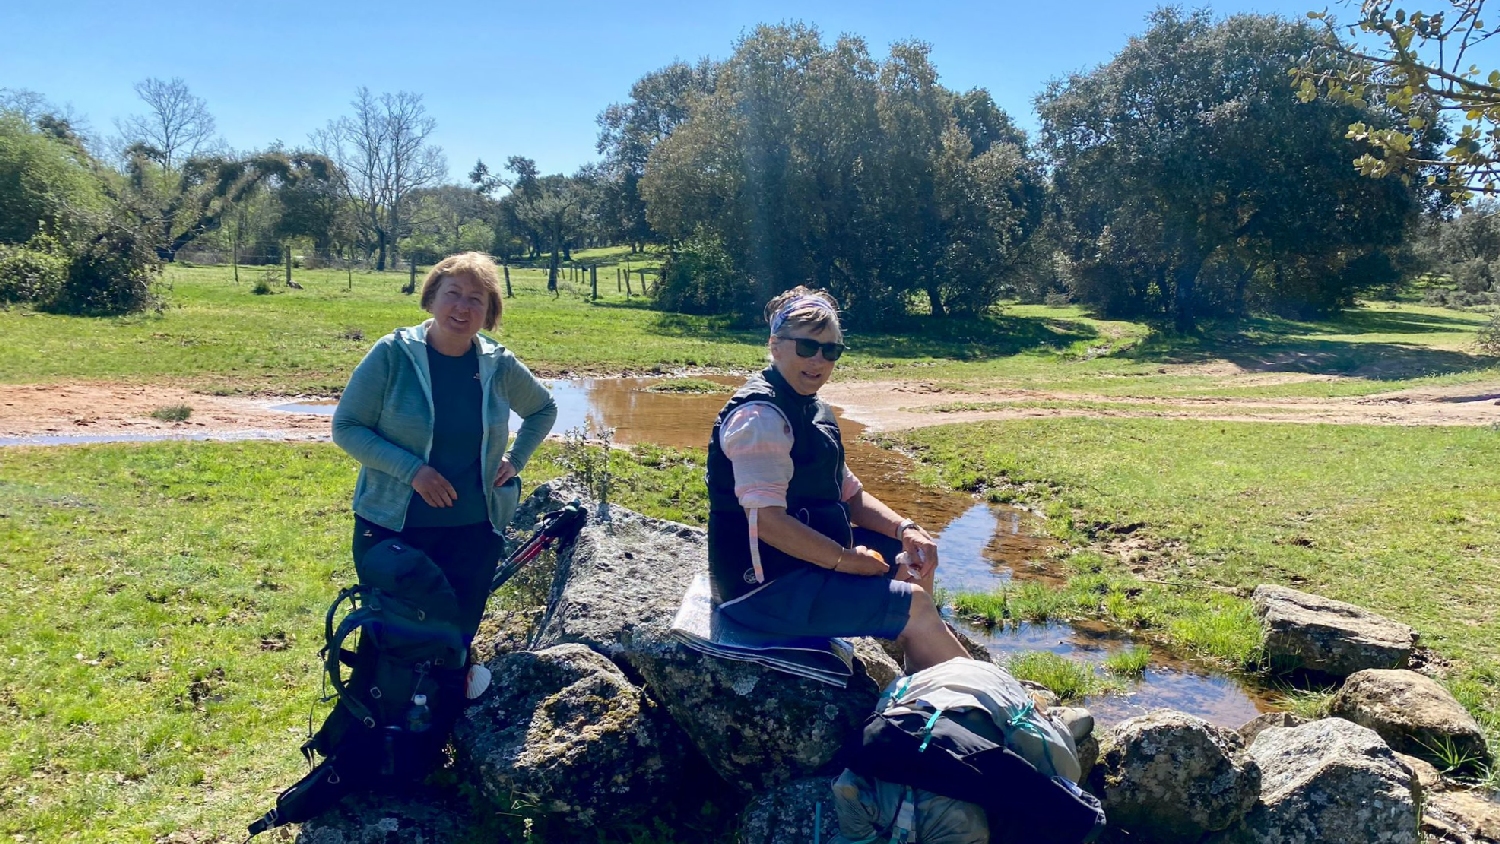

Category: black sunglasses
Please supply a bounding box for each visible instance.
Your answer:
[785,337,846,361]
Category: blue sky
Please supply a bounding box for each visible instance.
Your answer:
[4,0,1371,179]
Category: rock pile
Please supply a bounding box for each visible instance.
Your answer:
[299,485,1496,844]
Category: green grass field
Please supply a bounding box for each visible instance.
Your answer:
[0,265,1494,398]
[0,440,707,842]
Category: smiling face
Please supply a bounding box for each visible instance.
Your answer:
[770,323,841,396]
[426,273,491,349]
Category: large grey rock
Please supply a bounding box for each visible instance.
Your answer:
[529,496,900,793]
[1423,790,1500,844]
[295,788,487,844]
[528,489,708,658]
[453,644,687,826]
[1238,711,1309,747]
[1329,669,1490,774]
[1210,717,1419,844]
[1253,584,1416,678]
[739,776,837,844]
[1087,709,1261,844]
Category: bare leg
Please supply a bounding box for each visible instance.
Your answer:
[896,584,968,673]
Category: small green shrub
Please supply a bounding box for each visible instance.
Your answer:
[46,221,160,315]
[1477,313,1500,356]
[149,404,192,423]
[557,425,615,507]
[0,235,67,305]
[251,279,274,296]
[653,233,759,322]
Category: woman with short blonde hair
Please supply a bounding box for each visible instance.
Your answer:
[333,251,557,690]
[706,286,966,672]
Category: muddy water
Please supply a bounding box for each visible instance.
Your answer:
[18,376,1277,726]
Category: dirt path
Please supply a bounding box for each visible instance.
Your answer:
[1,376,1497,443]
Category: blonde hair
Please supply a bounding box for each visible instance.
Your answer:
[419,252,503,331]
[764,286,843,342]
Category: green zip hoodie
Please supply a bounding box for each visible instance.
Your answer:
[331,320,558,532]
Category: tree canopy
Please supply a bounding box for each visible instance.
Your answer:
[639,23,1045,324]
[1039,9,1428,327]
[0,113,106,246]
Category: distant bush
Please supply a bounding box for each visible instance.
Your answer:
[45,221,161,316]
[251,279,274,295]
[0,234,67,306]
[653,234,758,324]
[1422,287,1499,309]
[1477,314,1500,357]
[1450,257,1500,295]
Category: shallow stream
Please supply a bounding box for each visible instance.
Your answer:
[9,375,1278,726]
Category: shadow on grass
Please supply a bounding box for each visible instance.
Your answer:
[1122,310,1498,380]
[641,309,1098,361]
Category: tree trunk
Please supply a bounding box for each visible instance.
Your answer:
[547,248,560,294]
[376,232,388,272]
[926,285,947,318]
[1173,260,1202,333]
[284,245,293,287]
[591,265,598,300]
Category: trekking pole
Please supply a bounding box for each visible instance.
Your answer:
[489,500,587,593]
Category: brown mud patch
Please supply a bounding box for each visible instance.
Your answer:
[0,382,332,439]
[2,372,1498,442]
[823,379,1500,430]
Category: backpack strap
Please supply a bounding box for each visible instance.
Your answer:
[324,605,381,728]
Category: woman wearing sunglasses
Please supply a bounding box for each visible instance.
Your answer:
[705,287,967,673]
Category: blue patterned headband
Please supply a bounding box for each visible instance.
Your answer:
[770,296,837,335]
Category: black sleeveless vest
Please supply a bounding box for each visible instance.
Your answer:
[706,366,850,602]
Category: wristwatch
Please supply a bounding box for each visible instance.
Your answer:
[896,518,918,539]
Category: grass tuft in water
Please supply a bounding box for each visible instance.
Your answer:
[953,590,1009,627]
[1103,646,1151,677]
[1272,683,1336,720]
[956,569,1264,672]
[1006,651,1121,702]
[149,404,192,423]
[644,377,733,394]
